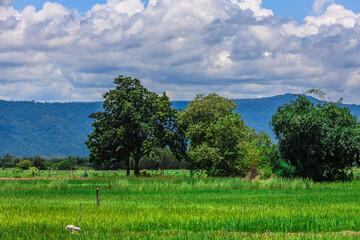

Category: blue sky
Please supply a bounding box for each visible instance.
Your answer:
[263,0,360,21]
[12,0,360,21]
[1,0,360,103]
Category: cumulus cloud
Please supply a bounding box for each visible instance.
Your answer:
[313,0,334,15]
[0,0,14,7]
[0,0,359,103]
[232,0,273,19]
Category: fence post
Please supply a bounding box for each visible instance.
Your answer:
[96,188,100,207]
[79,204,82,228]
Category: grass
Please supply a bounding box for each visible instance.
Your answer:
[1,177,360,239]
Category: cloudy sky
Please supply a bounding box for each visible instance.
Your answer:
[1,0,360,103]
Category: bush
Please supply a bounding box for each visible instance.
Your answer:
[27,167,39,177]
[273,159,296,178]
[32,156,46,170]
[17,160,32,170]
[11,168,23,178]
[140,169,150,177]
[259,166,273,180]
[54,160,71,170]
[47,179,69,191]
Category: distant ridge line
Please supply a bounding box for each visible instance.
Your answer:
[0,94,359,158]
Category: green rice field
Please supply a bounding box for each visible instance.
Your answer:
[1,176,360,239]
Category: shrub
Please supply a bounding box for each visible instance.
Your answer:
[27,167,39,178]
[140,169,150,177]
[47,179,69,191]
[11,168,23,177]
[17,160,32,170]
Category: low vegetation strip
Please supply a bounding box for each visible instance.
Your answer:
[1,178,360,239]
[1,176,359,192]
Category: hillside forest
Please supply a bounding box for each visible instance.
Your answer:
[1,76,360,181]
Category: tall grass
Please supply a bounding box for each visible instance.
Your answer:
[47,179,69,190]
[0,176,355,192]
[1,177,360,239]
[107,177,316,191]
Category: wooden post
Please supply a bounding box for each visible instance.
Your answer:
[49,169,51,178]
[79,204,82,228]
[5,169,7,178]
[96,188,100,207]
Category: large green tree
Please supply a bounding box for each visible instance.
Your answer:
[32,156,46,170]
[270,94,360,181]
[86,76,184,175]
[180,93,272,176]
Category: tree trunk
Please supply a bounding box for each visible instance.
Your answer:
[125,155,130,176]
[134,158,140,176]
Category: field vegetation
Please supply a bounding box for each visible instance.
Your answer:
[0,169,191,179]
[1,176,360,239]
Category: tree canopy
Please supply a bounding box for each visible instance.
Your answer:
[86,76,184,175]
[270,94,360,181]
[179,93,272,177]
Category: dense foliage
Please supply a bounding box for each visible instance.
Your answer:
[0,100,103,158]
[0,149,189,171]
[86,76,185,175]
[271,94,360,181]
[1,94,360,158]
[179,93,274,177]
[138,147,189,170]
[0,154,89,170]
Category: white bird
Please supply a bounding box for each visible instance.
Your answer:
[65,225,81,233]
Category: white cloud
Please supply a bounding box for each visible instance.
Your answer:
[108,0,144,17]
[283,4,360,38]
[0,0,14,7]
[306,4,360,28]
[232,0,273,19]
[0,0,359,103]
[346,71,360,88]
[313,0,334,15]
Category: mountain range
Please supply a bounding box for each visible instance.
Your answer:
[1,93,359,158]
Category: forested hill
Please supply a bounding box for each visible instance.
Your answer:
[0,101,103,158]
[1,94,360,158]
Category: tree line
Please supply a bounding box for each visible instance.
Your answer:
[2,76,359,182]
[0,155,89,170]
[0,148,188,171]
[86,76,360,181]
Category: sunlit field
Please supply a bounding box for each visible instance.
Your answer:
[1,176,360,239]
